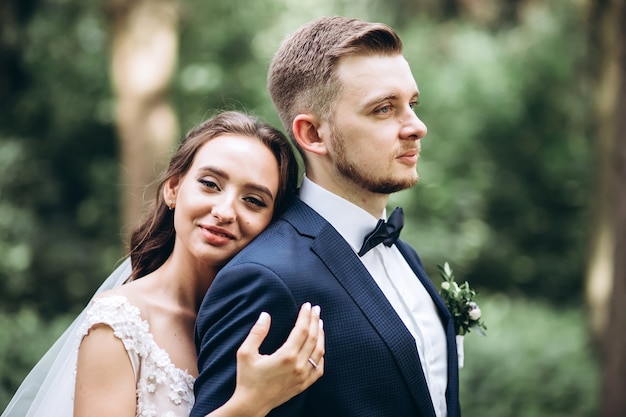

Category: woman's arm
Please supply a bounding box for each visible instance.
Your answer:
[74,303,323,417]
[207,302,324,417]
[74,324,137,417]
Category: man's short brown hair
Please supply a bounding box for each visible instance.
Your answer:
[267,16,403,151]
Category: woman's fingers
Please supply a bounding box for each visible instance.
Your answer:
[282,302,313,348]
[310,316,325,373]
[304,305,324,372]
[277,303,324,378]
[231,303,324,413]
[238,311,271,353]
[281,303,319,355]
[239,303,324,378]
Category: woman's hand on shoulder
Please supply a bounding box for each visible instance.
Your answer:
[211,302,324,417]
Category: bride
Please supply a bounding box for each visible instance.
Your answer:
[2,111,324,417]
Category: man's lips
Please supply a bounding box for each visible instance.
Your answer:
[397,149,418,164]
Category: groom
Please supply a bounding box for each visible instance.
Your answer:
[191,16,460,417]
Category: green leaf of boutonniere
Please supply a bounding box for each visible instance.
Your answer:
[438,262,487,336]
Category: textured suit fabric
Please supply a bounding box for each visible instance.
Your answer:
[191,198,461,417]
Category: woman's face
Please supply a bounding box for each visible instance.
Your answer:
[167,134,279,267]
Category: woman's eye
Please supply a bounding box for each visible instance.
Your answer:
[244,196,267,208]
[199,179,219,190]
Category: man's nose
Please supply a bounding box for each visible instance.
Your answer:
[400,110,427,140]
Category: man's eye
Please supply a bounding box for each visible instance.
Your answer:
[377,105,391,114]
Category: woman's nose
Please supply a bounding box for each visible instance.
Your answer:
[212,198,236,223]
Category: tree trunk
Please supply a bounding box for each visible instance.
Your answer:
[107,0,180,236]
[586,0,626,415]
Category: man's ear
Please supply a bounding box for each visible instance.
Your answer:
[293,114,327,156]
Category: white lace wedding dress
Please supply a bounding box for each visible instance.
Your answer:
[76,295,195,417]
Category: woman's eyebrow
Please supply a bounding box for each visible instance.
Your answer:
[198,166,274,201]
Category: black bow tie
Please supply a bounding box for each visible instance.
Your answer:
[357,207,404,256]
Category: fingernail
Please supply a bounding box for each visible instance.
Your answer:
[257,311,269,324]
[312,305,321,316]
[319,319,324,329]
[303,302,311,311]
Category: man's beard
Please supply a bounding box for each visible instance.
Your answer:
[329,125,418,195]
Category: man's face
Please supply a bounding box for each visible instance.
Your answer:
[321,54,427,195]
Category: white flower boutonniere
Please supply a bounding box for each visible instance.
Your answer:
[438,262,487,368]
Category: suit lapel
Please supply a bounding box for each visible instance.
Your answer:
[395,241,451,319]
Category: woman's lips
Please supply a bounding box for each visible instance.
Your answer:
[200,225,235,245]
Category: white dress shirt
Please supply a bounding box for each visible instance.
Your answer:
[299,176,448,417]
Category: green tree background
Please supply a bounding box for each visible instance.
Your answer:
[0,0,599,415]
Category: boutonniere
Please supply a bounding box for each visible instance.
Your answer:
[438,262,487,368]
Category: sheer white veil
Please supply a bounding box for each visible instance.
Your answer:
[1,258,132,417]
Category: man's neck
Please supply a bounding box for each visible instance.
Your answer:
[303,174,389,218]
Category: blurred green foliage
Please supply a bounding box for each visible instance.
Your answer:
[459,295,599,416]
[0,0,122,317]
[0,309,74,408]
[0,0,596,414]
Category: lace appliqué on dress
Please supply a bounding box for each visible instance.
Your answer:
[76,295,195,417]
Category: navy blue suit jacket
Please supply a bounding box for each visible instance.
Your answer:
[191,198,461,417]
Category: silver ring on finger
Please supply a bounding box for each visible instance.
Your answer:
[308,357,319,369]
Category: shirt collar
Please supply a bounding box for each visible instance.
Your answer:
[299,176,387,252]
